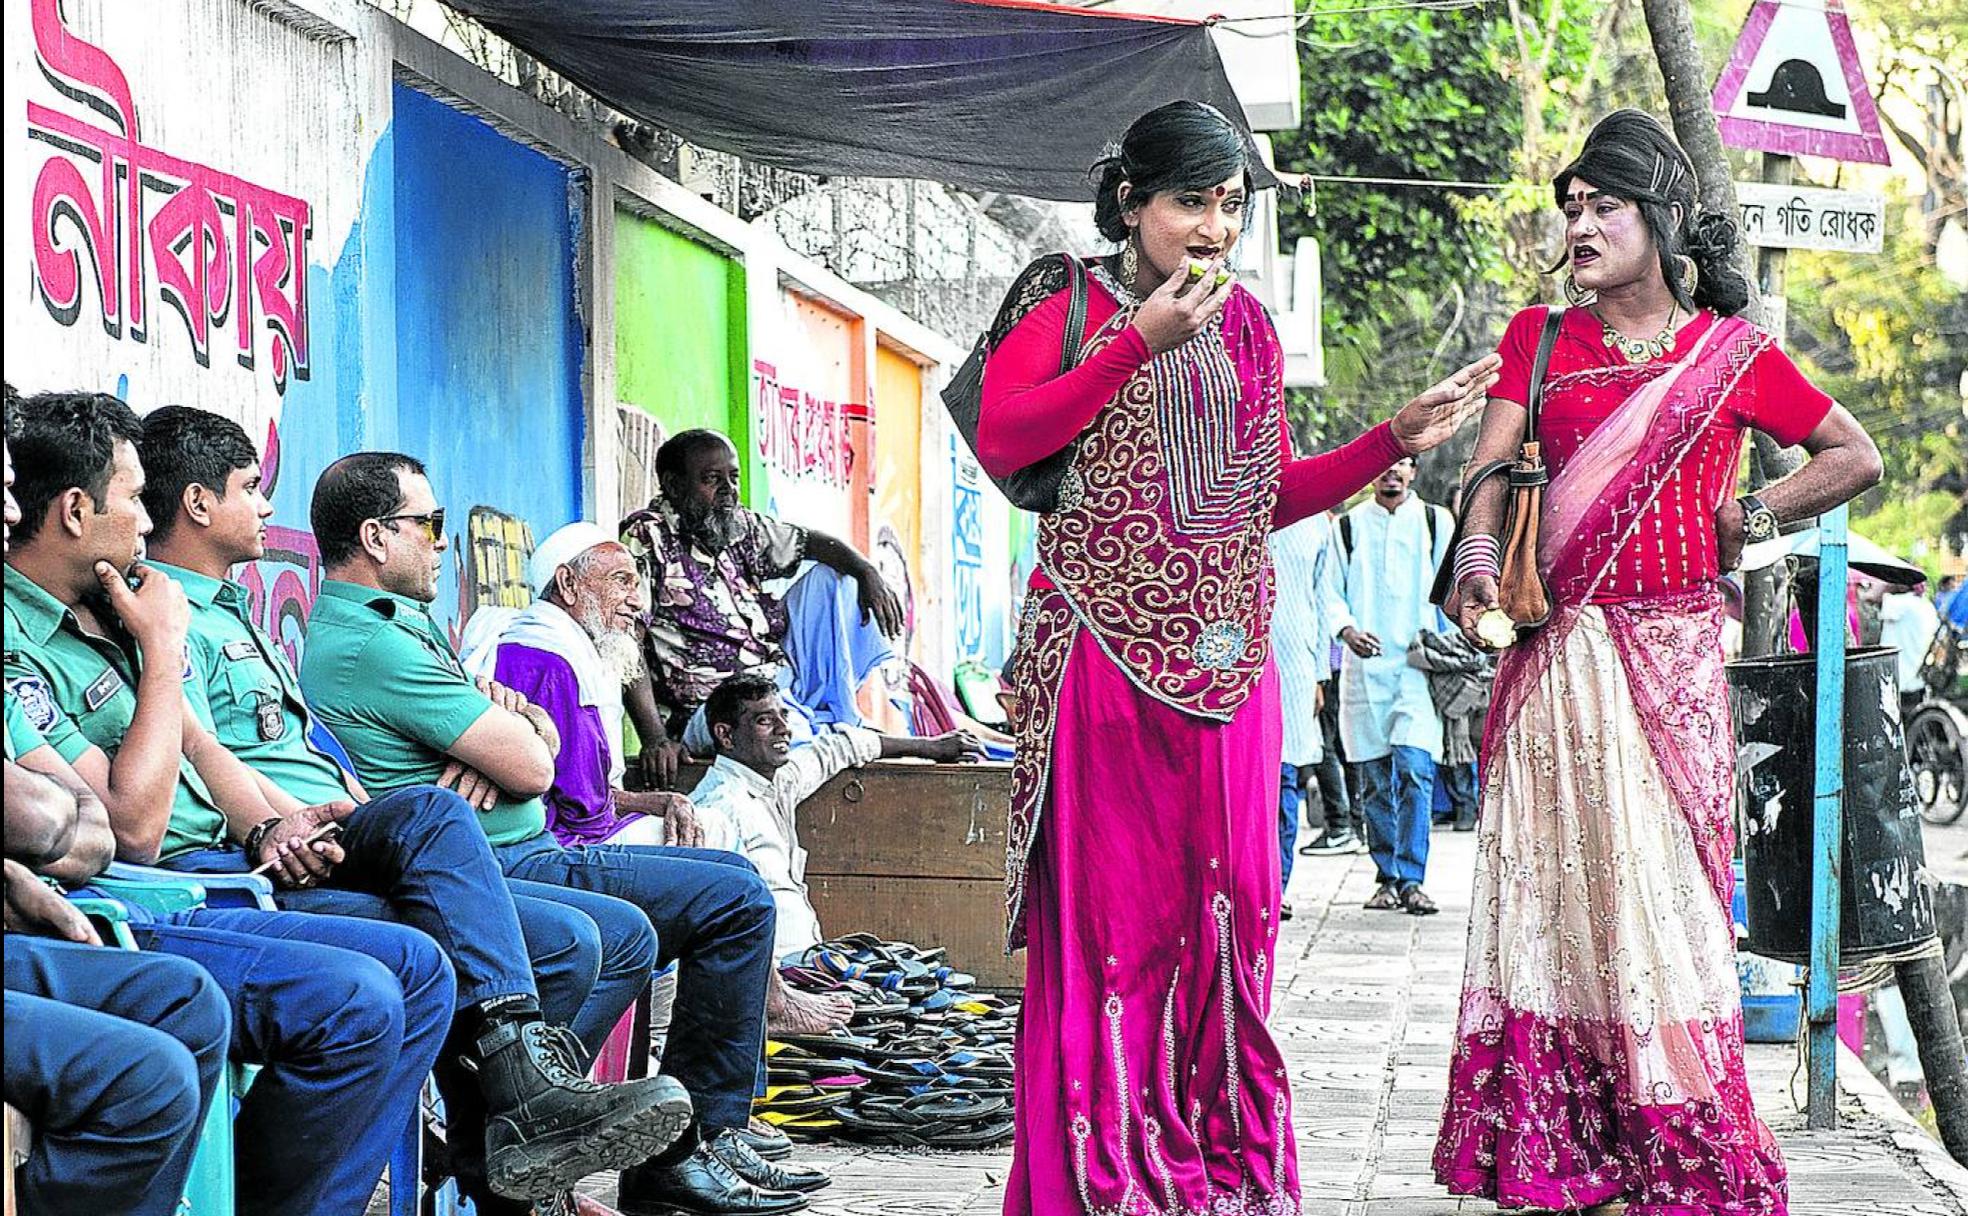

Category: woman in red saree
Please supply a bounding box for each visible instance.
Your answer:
[978,100,1501,1216]
[1435,110,1883,1215]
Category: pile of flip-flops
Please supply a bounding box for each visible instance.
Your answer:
[758,934,1018,1148]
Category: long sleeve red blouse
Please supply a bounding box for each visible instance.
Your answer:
[976,281,1408,534]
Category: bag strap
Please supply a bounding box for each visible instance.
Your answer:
[1525,306,1564,439]
[1058,254,1089,377]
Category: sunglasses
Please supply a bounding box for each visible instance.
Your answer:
[375,508,447,543]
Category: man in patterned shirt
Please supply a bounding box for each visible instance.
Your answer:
[621,430,903,788]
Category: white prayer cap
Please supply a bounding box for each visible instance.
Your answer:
[529,522,621,595]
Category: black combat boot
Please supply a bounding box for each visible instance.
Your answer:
[471,1017,693,1199]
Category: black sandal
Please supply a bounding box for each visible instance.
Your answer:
[1401,886,1439,916]
[1364,882,1403,911]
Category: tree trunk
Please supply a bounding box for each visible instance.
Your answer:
[1638,0,1766,329]
[1642,0,1804,655]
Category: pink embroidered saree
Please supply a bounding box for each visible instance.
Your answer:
[1002,278,1298,1216]
[1433,314,1790,1215]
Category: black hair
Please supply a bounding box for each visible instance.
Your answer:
[8,391,145,546]
[1554,109,1751,316]
[136,406,260,542]
[655,429,737,486]
[703,672,781,748]
[1091,100,1256,244]
[310,451,427,567]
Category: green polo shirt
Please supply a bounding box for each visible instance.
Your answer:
[298,579,547,847]
[150,561,355,808]
[2,564,229,858]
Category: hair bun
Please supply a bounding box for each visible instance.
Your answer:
[1687,209,1740,260]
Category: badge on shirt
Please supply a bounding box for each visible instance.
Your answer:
[222,640,259,662]
[251,690,286,742]
[7,675,59,732]
[83,667,125,712]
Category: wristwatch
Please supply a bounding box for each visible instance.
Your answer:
[1737,494,1779,544]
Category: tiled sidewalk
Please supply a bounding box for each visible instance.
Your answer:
[741,829,1968,1215]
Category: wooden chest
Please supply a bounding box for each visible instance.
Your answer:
[680,759,1025,991]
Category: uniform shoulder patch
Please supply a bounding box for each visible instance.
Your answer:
[6,674,60,732]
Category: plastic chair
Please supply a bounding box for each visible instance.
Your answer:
[91,862,422,1216]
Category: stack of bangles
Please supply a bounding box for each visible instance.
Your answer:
[1453,534,1501,590]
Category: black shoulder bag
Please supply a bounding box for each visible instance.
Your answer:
[940,253,1090,513]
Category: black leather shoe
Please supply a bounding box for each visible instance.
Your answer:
[617,1146,809,1215]
[737,1120,792,1161]
[707,1128,830,1193]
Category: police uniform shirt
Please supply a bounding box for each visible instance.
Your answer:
[148,561,353,808]
[298,579,548,847]
[2,565,229,858]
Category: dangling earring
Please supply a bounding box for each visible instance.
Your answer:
[1119,233,1139,289]
[1675,254,1699,304]
[1562,271,1597,308]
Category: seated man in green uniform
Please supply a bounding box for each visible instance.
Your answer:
[134,405,689,1214]
[299,452,824,1214]
[4,388,452,1216]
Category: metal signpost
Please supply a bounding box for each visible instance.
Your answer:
[1809,505,1849,1127]
[1712,0,1889,1131]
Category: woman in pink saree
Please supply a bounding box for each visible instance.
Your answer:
[977,101,1501,1216]
[1435,110,1883,1215]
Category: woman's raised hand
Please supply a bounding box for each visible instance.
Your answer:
[1388,354,1504,454]
[1131,258,1235,356]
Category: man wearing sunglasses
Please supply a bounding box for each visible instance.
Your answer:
[136,407,691,1215]
[300,452,811,1215]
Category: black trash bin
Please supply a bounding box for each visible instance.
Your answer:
[1728,646,1935,965]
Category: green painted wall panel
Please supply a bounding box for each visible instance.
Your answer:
[613,210,752,497]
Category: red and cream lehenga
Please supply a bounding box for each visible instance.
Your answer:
[978,256,1409,1216]
[1434,305,1834,1216]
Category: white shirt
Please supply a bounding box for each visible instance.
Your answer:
[688,726,883,958]
[1269,514,1345,766]
[1879,592,1940,695]
[1331,495,1453,763]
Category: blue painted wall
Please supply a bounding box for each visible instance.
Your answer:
[389,84,586,629]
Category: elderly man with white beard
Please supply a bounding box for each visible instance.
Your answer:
[462,524,858,1044]
[464,524,703,851]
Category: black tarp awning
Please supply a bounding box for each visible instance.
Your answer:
[439,0,1277,201]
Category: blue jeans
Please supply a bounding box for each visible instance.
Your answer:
[1358,745,1435,888]
[1438,760,1479,826]
[3,936,230,1216]
[495,835,776,1132]
[169,790,657,1216]
[121,904,453,1216]
[169,786,658,1043]
[1278,763,1302,894]
[169,785,538,1009]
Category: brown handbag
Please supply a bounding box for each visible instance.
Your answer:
[1429,306,1563,632]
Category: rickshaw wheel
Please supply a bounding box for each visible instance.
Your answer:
[1908,702,1967,826]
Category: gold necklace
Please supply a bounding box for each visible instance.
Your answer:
[1597,305,1679,363]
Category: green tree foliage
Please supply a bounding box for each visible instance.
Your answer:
[1274,0,1603,497]
[1787,195,1968,544]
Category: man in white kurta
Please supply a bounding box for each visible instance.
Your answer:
[1331,456,1453,915]
[1270,512,1352,902]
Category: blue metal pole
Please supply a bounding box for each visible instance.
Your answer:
[1808,504,1848,1129]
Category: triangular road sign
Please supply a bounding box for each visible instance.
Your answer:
[1712,0,1890,165]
